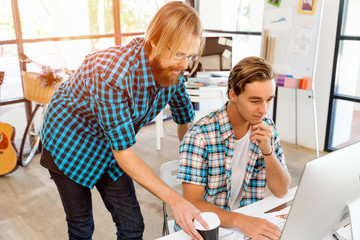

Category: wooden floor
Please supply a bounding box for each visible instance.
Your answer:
[0,120,323,240]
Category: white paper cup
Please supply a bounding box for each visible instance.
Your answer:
[194,212,221,240]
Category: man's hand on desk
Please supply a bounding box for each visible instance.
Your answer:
[236,214,281,240]
[170,198,208,240]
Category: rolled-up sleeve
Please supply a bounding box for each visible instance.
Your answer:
[89,70,136,151]
[177,130,208,186]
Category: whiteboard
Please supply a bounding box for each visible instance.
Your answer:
[262,0,322,151]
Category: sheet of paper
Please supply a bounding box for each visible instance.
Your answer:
[225,39,233,47]
[264,8,293,31]
[219,227,245,240]
[289,25,314,55]
[222,49,231,59]
[218,37,227,45]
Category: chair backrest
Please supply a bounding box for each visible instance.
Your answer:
[160,160,181,236]
[160,160,180,188]
[186,88,226,104]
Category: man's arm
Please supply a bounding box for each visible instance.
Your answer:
[183,183,281,240]
[177,122,193,141]
[112,147,207,240]
[251,122,291,197]
[262,152,291,197]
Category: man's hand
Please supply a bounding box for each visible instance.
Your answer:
[170,198,208,240]
[237,215,281,240]
[250,121,273,155]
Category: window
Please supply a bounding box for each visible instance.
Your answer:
[199,0,264,64]
[0,0,176,148]
[326,0,360,150]
[18,0,114,39]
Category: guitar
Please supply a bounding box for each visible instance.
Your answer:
[0,71,18,175]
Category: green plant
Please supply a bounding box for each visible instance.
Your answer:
[38,65,64,88]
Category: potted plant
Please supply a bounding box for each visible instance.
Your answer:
[20,54,67,104]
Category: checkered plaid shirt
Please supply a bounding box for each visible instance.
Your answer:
[40,38,194,188]
[177,104,286,210]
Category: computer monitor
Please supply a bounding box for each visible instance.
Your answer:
[281,142,360,240]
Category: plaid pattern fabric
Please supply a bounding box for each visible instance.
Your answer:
[40,38,194,188]
[177,104,286,210]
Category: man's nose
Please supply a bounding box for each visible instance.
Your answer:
[259,102,267,114]
[177,58,189,70]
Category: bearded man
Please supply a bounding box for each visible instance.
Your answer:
[39,2,207,239]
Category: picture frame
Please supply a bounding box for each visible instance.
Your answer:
[268,0,281,7]
[298,0,317,15]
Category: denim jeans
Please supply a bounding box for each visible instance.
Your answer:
[49,170,144,240]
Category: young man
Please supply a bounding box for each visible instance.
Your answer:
[177,56,291,240]
[40,2,208,239]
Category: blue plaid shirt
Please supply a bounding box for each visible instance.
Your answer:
[177,104,286,210]
[40,38,194,188]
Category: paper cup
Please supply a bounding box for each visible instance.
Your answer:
[194,212,221,240]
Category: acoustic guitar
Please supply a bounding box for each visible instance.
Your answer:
[0,71,18,175]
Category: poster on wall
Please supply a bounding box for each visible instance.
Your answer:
[298,0,317,15]
[268,0,281,7]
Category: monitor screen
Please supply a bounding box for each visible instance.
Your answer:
[281,142,360,240]
[199,36,232,72]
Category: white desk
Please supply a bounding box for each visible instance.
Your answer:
[155,81,227,151]
[156,188,297,240]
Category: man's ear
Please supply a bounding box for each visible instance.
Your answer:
[229,89,237,101]
[150,40,157,50]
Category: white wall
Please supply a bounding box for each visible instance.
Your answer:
[313,0,340,150]
[199,0,341,151]
[263,0,340,151]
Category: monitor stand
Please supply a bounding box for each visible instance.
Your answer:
[347,198,360,240]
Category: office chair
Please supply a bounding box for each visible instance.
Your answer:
[160,160,180,236]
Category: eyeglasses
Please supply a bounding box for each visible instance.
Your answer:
[167,47,198,62]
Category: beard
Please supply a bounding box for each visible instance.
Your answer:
[150,56,185,88]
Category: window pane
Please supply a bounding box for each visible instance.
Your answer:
[199,0,264,32]
[335,40,360,97]
[330,100,360,149]
[0,45,23,100]
[341,0,360,36]
[0,0,16,40]
[233,35,262,63]
[23,38,115,72]
[120,0,180,33]
[18,0,114,39]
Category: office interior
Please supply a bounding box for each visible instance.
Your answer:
[0,0,359,239]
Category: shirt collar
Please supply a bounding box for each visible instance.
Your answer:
[134,38,157,89]
[217,102,235,141]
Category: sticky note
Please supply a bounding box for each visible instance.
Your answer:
[225,39,233,47]
[284,77,298,88]
[276,74,286,87]
[299,77,312,90]
[218,37,226,45]
[222,49,232,59]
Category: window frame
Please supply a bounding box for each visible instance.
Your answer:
[0,0,145,119]
[325,0,360,151]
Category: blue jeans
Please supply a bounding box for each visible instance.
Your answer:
[49,171,144,240]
